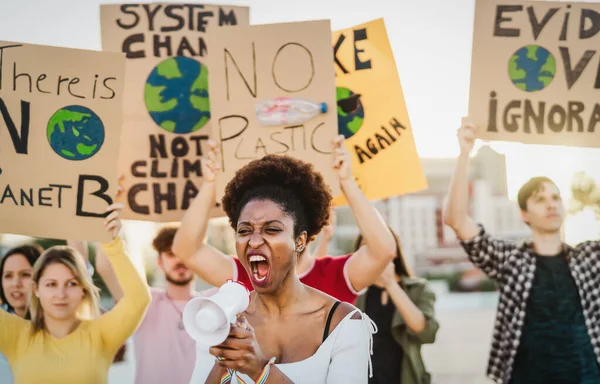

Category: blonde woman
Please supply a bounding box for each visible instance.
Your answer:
[0,203,151,383]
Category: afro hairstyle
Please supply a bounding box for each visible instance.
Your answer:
[221,154,332,242]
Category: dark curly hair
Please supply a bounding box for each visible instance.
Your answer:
[222,155,332,242]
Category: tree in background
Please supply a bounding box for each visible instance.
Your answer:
[570,171,600,217]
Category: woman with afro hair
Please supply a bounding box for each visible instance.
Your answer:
[182,136,380,383]
[173,136,397,304]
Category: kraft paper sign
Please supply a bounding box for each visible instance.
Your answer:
[0,42,125,241]
[207,20,340,200]
[100,4,249,221]
[469,0,600,147]
[331,18,427,205]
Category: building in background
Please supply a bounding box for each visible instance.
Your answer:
[329,145,530,276]
[0,145,529,289]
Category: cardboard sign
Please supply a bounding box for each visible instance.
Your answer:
[331,19,427,205]
[0,42,125,241]
[469,0,600,147]
[100,4,249,221]
[207,20,340,200]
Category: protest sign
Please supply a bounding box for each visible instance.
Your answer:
[0,42,125,241]
[207,20,340,199]
[100,4,249,221]
[332,18,427,205]
[469,0,600,147]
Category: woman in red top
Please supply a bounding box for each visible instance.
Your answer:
[172,136,397,302]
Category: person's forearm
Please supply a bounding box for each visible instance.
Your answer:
[172,180,216,260]
[342,178,395,258]
[263,367,294,383]
[67,240,89,261]
[205,364,227,384]
[313,234,331,258]
[94,243,125,301]
[100,238,150,309]
[443,152,471,230]
[386,282,426,334]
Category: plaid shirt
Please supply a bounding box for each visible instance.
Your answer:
[460,225,600,384]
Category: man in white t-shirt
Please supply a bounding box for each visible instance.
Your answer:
[95,225,214,384]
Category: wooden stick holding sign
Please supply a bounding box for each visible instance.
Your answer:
[206,20,340,200]
[0,42,125,241]
[100,4,249,222]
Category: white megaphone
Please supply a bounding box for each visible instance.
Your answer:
[183,280,250,348]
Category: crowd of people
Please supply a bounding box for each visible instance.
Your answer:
[1,122,600,384]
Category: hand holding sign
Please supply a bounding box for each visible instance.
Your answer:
[458,117,477,155]
[104,203,124,240]
[201,140,221,183]
[332,135,352,181]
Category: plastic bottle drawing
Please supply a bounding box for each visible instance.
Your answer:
[255,97,327,126]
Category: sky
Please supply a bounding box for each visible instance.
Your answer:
[1,0,599,243]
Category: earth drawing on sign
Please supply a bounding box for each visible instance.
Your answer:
[336,87,365,139]
[47,105,105,161]
[508,45,556,92]
[144,56,211,134]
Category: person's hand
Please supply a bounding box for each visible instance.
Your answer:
[116,175,126,200]
[458,117,477,155]
[104,203,124,240]
[322,208,336,240]
[209,316,270,381]
[322,221,334,240]
[202,140,221,182]
[332,135,352,181]
[374,262,396,289]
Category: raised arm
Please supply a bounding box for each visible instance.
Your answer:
[442,117,481,240]
[67,240,95,277]
[332,136,396,292]
[94,243,124,302]
[443,118,516,278]
[379,268,439,344]
[94,203,151,356]
[67,239,125,302]
[313,211,335,258]
[0,309,29,359]
[171,140,234,287]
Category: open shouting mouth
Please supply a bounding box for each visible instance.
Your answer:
[249,254,270,286]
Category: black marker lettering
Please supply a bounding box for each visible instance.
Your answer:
[76,175,112,217]
[163,5,185,32]
[101,77,117,99]
[494,5,523,37]
[224,44,257,100]
[0,98,30,154]
[68,78,85,99]
[122,33,145,59]
[128,184,149,215]
[116,4,140,29]
[272,43,314,93]
[48,184,72,208]
[219,8,238,26]
[353,28,372,70]
[38,187,52,207]
[36,74,50,94]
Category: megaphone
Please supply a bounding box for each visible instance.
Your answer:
[183,280,250,348]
